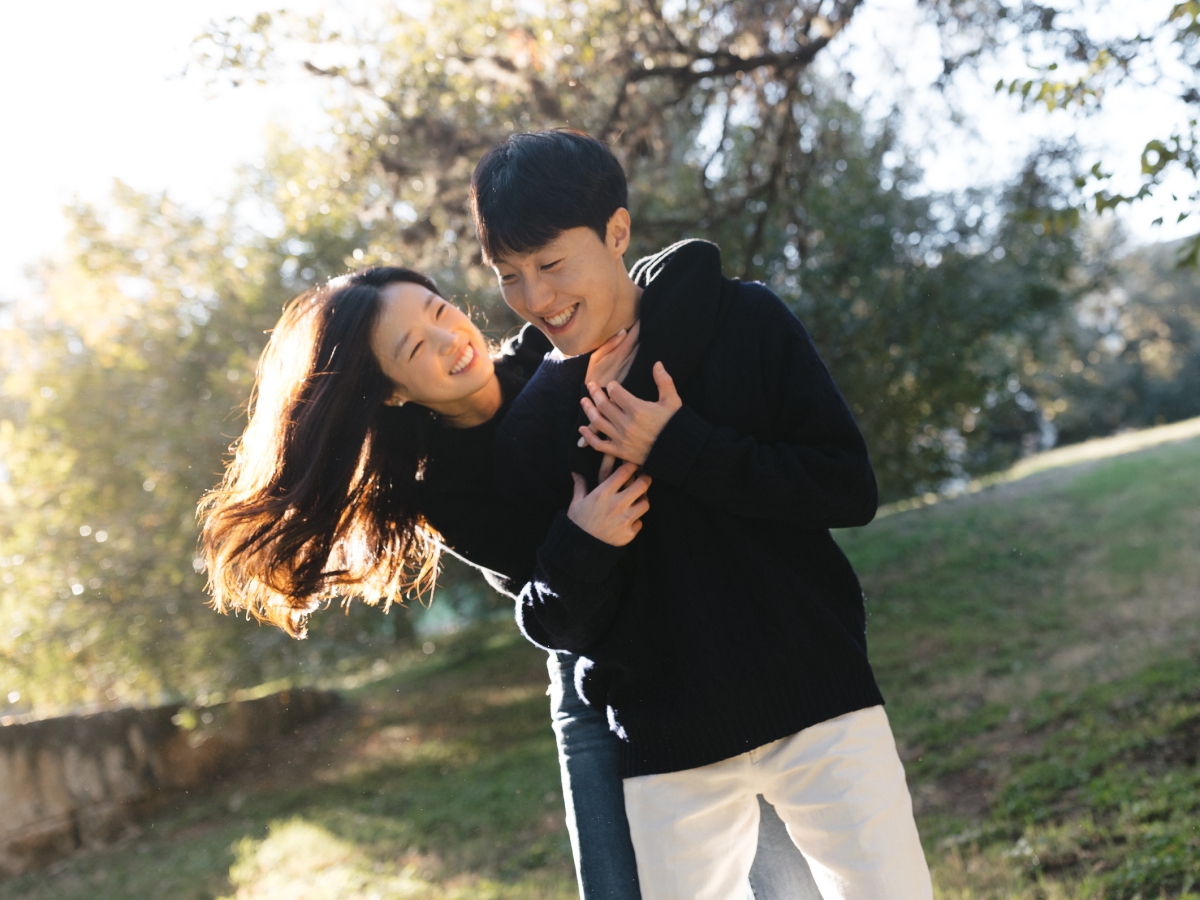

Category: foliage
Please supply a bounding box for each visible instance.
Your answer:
[708,113,1102,492]
[923,0,1200,263]
[194,0,871,303]
[1048,235,1200,444]
[0,0,1118,714]
[194,1,1098,498]
[0,177,459,718]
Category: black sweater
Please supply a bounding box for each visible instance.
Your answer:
[495,240,884,778]
[416,325,554,584]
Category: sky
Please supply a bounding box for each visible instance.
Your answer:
[0,0,329,299]
[834,0,1192,232]
[0,0,1191,300]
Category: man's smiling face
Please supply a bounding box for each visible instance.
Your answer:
[492,211,634,358]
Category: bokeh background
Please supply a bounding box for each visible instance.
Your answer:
[1,1,1199,897]
[4,0,1194,715]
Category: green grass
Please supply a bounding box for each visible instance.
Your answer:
[0,628,575,900]
[4,432,1199,899]
[837,434,1200,898]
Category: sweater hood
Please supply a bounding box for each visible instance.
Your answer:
[624,238,730,402]
[567,239,734,485]
[629,238,721,290]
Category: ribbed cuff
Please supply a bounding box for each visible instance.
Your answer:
[538,510,627,584]
[643,403,713,486]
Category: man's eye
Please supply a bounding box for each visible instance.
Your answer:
[409,341,424,361]
[541,259,562,271]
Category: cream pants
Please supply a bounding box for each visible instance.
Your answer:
[622,706,933,900]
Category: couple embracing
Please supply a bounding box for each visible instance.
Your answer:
[201,129,934,899]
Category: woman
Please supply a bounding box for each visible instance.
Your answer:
[199,266,818,898]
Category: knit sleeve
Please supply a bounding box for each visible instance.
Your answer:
[495,322,552,381]
[510,512,630,654]
[642,285,878,529]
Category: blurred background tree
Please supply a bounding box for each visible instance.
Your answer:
[193,0,1105,491]
[1,0,1195,717]
[927,0,1200,262]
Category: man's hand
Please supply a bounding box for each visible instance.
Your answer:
[567,462,651,547]
[585,320,640,389]
[577,362,681,466]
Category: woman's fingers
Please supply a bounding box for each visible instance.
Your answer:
[603,380,640,410]
[579,425,617,454]
[580,396,608,427]
[587,380,628,418]
[592,327,628,361]
[598,453,616,482]
[620,473,652,499]
[570,472,587,505]
[603,461,641,490]
[581,396,619,433]
[652,361,680,406]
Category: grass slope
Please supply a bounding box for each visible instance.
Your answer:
[3,429,1198,899]
[839,430,1200,898]
[0,631,577,900]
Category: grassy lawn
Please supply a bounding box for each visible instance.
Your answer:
[3,429,1198,899]
[0,629,576,900]
[838,432,1200,898]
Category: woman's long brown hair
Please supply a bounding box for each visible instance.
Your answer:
[198,267,443,637]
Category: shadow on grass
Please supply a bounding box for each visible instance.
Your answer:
[0,626,575,900]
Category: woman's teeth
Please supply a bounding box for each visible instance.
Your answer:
[545,305,578,328]
[449,344,475,375]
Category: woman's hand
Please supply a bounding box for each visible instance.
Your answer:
[585,320,640,390]
[567,462,651,547]
[577,362,682,466]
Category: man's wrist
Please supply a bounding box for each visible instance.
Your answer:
[641,404,712,486]
[542,511,628,582]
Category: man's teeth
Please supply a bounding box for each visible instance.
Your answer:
[546,305,577,328]
[449,344,475,374]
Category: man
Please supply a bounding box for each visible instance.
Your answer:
[473,129,933,899]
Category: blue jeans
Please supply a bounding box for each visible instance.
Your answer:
[548,652,822,900]
[549,652,642,898]
[752,796,824,900]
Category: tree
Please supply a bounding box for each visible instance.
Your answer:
[0,172,437,717]
[920,0,1200,262]
[0,0,1107,715]
[1047,235,1200,441]
[194,0,1095,495]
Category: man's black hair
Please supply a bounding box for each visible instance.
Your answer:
[470,129,628,263]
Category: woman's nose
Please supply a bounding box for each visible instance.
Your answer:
[435,328,460,355]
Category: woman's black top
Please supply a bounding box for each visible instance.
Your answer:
[415,325,555,584]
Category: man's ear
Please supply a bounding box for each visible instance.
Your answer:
[605,208,633,257]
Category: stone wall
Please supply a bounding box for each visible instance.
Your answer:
[0,688,338,875]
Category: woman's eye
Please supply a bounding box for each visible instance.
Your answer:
[435,303,445,319]
[408,341,424,361]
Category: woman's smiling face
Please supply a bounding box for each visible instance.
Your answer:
[369,281,495,409]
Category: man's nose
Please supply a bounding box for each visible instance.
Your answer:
[524,276,556,316]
